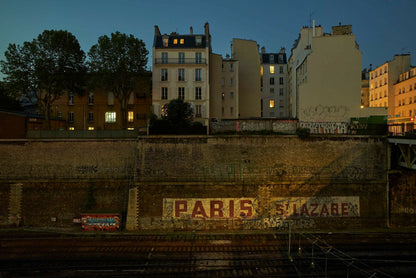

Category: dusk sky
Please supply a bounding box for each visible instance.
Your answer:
[1,0,415,80]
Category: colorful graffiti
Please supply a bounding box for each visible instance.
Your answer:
[81,214,120,231]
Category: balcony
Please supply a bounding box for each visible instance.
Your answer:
[155,58,206,65]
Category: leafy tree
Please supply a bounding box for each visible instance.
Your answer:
[88,31,149,129]
[0,81,22,110]
[0,30,86,129]
[163,98,194,130]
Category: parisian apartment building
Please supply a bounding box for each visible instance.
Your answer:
[260,47,288,118]
[287,23,363,123]
[368,54,411,120]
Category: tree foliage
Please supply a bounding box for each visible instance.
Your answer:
[0,30,86,128]
[163,98,194,129]
[88,31,149,129]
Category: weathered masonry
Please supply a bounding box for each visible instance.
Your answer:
[127,136,388,231]
[0,136,405,231]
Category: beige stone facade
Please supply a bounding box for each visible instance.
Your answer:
[260,47,288,118]
[209,53,239,120]
[231,39,261,118]
[288,23,363,123]
[369,54,411,119]
[152,24,211,122]
[393,67,416,122]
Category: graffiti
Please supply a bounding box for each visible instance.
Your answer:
[75,165,98,174]
[300,121,349,134]
[392,207,416,214]
[81,214,120,231]
[301,105,350,121]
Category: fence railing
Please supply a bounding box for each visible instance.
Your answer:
[388,123,416,137]
[27,129,140,139]
[154,58,206,65]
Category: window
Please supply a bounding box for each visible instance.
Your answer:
[180,38,184,44]
[163,37,168,47]
[195,105,202,118]
[270,54,274,63]
[178,68,185,81]
[195,36,202,46]
[128,111,134,122]
[88,127,94,131]
[279,66,283,74]
[270,77,274,85]
[230,92,234,99]
[162,52,168,63]
[68,92,74,105]
[195,69,201,81]
[161,69,168,81]
[108,92,114,105]
[230,78,233,86]
[105,112,116,123]
[230,63,234,72]
[195,53,202,64]
[57,112,62,119]
[279,88,284,96]
[88,112,94,122]
[411,85,413,91]
[221,92,225,100]
[68,127,75,131]
[178,87,185,99]
[279,77,284,85]
[269,100,275,108]
[195,87,202,100]
[270,88,274,94]
[230,107,234,115]
[173,39,178,44]
[221,64,224,71]
[179,52,185,64]
[161,87,168,100]
[88,92,94,105]
[270,65,275,74]
[221,78,225,86]
[68,111,74,122]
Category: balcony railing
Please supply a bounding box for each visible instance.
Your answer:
[155,58,206,65]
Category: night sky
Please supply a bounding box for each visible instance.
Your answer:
[1,0,415,79]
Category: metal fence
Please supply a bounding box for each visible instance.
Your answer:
[27,129,140,139]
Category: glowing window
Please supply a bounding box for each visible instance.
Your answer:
[105,112,116,123]
[88,127,94,130]
[180,38,184,44]
[128,111,134,122]
[270,65,275,74]
[269,100,275,108]
[68,127,75,131]
[173,39,178,44]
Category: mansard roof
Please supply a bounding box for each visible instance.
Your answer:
[153,34,207,49]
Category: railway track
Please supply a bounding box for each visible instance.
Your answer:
[1,233,416,277]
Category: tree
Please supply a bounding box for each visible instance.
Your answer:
[163,98,194,130]
[0,30,86,129]
[88,31,149,129]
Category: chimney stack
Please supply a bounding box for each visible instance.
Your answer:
[190,26,193,35]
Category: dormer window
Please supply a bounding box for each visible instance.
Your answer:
[195,36,202,46]
[180,38,185,44]
[162,35,169,47]
[173,39,178,44]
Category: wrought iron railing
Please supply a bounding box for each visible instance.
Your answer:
[154,58,206,65]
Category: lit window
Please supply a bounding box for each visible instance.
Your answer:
[163,38,168,47]
[270,100,275,108]
[69,127,74,131]
[260,66,263,76]
[128,111,134,122]
[270,65,275,74]
[127,127,134,130]
[221,92,225,100]
[105,112,116,123]
[161,104,167,117]
[88,127,94,130]
[180,38,184,44]
[173,39,178,44]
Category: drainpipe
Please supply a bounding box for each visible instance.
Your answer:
[386,141,391,228]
